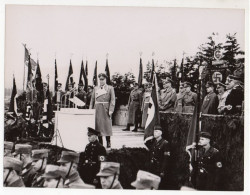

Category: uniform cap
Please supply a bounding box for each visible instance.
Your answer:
[154,125,162,131]
[70,183,96,189]
[206,81,215,88]
[32,149,49,161]
[162,78,173,84]
[4,141,14,150]
[4,157,23,173]
[199,131,211,139]
[184,82,192,87]
[216,82,226,89]
[57,151,80,164]
[228,74,243,82]
[96,162,120,176]
[131,170,161,189]
[13,144,32,155]
[87,127,100,136]
[98,73,107,79]
[41,165,64,179]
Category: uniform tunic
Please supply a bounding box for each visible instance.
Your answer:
[201,92,219,115]
[196,146,223,190]
[141,92,151,128]
[76,91,87,108]
[21,162,36,187]
[159,88,177,112]
[224,85,244,115]
[127,88,142,125]
[174,92,185,112]
[182,91,197,113]
[80,140,106,184]
[31,172,45,187]
[89,85,115,136]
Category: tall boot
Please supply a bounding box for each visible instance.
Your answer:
[122,124,130,131]
[106,136,111,148]
[132,116,139,132]
[98,136,103,145]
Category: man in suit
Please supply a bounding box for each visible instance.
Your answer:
[123,82,142,132]
[80,127,106,186]
[159,78,177,112]
[224,74,244,115]
[89,73,116,149]
[201,81,219,115]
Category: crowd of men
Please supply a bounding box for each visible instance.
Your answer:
[123,72,244,132]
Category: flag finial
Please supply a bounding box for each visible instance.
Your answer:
[106,53,109,59]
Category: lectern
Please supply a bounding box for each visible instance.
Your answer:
[51,108,95,152]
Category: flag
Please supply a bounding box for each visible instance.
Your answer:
[138,57,143,87]
[8,75,18,115]
[180,58,184,82]
[93,61,98,86]
[54,59,58,92]
[26,55,33,90]
[25,103,31,121]
[65,60,74,91]
[150,59,155,83]
[105,58,111,85]
[144,72,160,144]
[85,60,88,77]
[79,60,88,92]
[35,60,43,92]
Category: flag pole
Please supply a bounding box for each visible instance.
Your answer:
[22,43,26,91]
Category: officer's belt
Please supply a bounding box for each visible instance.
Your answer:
[95,102,109,104]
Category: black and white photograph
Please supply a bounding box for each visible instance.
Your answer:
[2,0,248,193]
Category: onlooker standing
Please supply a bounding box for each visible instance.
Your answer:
[123,83,142,132]
[182,82,197,113]
[201,82,218,115]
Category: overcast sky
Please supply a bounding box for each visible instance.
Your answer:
[5,5,244,90]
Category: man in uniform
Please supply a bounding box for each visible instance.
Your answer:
[31,149,49,187]
[174,83,185,112]
[195,132,223,190]
[64,83,76,108]
[216,82,228,114]
[131,170,161,190]
[145,125,170,189]
[96,162,123,189]
[80,127,106,185]
[58,151,94,188]
[4,141,14,157]
[159,78,177,112]
[182,82,197,113]
[89,73,115,149]
[42,165,65,188]
[224,74,244,115]
[201,81,218,115]
[86,85,94,109]
[4,157,25,187]
[141,83,152,129]
[13,144,36,187]
[76,83,87,108]
[53,83,65,110]
[123,83,142,132]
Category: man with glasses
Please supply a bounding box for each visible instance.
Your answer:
[89,73,115,149]
[31,149,49,187]
[13,144,36,187]
[3,157,25,187]
[182,82,197,113]
[201,81,218,115]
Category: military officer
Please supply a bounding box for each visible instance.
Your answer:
[182,82,197,113]
[64,83,76,108]
[174,83,185,112]
[131,170,161,190]
[141,83,153,129]
[80,127,106,185]
[145,125,170,189]
[224,74,244,115]
[159,78,177,112]
[31,149,49,187]
[96,162,123,189]
[86,85,94,109]
[13,144,36,187]
[76,83,87,108]
[89,73,116,149]
[4,141,14,157]
[201,81,219,115]
[4,157,25,187]
[57,151,93,188]
[123,82,142,132]
[42,165,65,188]
[195,132,223,190]
[216,82,228,114]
